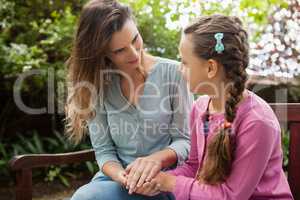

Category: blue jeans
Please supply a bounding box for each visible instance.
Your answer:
[70,174,175,200]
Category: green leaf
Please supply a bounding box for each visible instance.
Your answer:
[58,174,70,187]
[86,161,95,174]
[33,132,45,153]
[0,143,7,158]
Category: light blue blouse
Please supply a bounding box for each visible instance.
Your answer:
[88,57,193,174]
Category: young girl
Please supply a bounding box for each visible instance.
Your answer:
[134,15,294,199]
[65,0,192,199]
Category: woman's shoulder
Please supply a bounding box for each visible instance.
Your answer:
[151,56,182,81]
[156,56,180,67]
[154,57,180,73]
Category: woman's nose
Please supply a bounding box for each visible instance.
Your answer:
[128,45,139,57]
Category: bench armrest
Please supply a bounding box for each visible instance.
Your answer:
[8,149,96,200]
[9,149,95,171]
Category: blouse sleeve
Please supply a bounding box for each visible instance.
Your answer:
[88,105,121,172]
[167,68,194,165]
[167,104,199,177]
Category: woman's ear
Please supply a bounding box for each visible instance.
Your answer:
[207,59,219,79]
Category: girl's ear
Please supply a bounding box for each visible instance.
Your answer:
[207,59,219,79]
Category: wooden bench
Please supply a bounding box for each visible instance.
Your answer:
[8,103,300,200]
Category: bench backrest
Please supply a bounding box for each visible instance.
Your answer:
[270,103,300,200]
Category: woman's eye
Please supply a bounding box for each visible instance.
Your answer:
[132,35,138,43]
[114,49,124,54]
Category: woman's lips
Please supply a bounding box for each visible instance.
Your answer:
[128,58,139,64]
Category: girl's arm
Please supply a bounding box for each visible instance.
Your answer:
[156,120,278,200]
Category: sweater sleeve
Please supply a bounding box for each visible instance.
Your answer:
[171,120,277,200]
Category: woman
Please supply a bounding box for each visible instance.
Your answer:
[65,0,192,200]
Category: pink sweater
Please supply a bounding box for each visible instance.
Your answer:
[167,91,294,200]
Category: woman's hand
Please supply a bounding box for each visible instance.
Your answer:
[115,170,128,187]
[125,156,162,194]
[102,161,128,187]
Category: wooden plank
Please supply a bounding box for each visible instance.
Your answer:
[288,122,300,200]
[9,149,95,171]
[269,103,300,122]
[15,169,32,200]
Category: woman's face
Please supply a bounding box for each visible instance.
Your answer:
[107,19,143,72]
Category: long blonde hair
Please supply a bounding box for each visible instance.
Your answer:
[65,0,133,144]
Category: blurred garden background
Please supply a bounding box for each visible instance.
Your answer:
[0,0,299,199]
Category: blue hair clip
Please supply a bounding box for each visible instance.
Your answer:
[214,32,225,54]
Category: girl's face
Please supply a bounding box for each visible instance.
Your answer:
[107,19,143,72]
[179,33,221,95]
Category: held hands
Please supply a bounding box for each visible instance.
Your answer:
[116,170,161,196]
[130,172,176,196]
[124,156,163,195]
[134,180,161,196]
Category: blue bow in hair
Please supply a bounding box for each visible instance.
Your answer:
[214,32,225,54]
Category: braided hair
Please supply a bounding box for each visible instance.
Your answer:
[184,15,249,185]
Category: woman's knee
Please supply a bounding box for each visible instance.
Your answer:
[70,180,124,200]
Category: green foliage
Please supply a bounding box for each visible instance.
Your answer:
[120,0,289,59]
[0,43,47,76]
[281,129,290,169]
[0,0,293,91]
[0,131,97,186]
[0,0,293,74]
[240,0,288,24]
[0,1,78,94]
[31,6,77,61]
[121,0,179,58]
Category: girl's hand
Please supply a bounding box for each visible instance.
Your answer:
[125,156,162,194]
[134,181,161,196]
[152,172,176,193]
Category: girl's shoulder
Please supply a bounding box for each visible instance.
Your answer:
[236,91,281,131]
[192,95,210,116]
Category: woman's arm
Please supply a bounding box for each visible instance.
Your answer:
[166,103,199,178]
[126,66,193,194]
[102,161,127,185]
[166,68,193,165]
[88,105,124,183]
